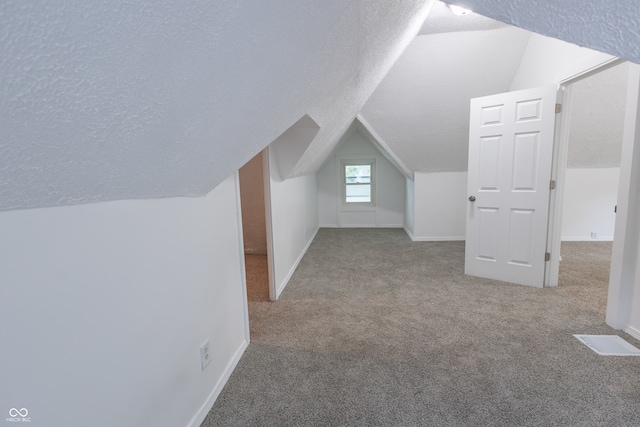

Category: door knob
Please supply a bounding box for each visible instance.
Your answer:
[468,196,476,202]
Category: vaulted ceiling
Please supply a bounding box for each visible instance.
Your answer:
[357,1,628,175]
[360,2,532,173]
[0,0,638,212]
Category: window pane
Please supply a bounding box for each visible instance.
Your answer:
[346,184,371,202]
[345,165,370,183]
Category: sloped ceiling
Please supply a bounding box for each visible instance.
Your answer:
[359,22,532,173]
[2,0,640,212]
[0,0,432,211]
[349,1,633,176]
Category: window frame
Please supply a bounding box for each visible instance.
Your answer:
[340,158,376,209]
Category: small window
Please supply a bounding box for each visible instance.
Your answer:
[342,160,375,205]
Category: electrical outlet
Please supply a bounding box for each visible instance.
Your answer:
[200,339,211,371]
[591,232,597,239]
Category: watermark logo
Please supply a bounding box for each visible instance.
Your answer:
[6,408,30,423]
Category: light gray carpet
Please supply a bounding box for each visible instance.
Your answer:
[557,241,613,317]
[203,229,640,426]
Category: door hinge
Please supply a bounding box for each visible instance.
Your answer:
[555,103,562,114]
[545,252,551,262]
[549,180,556,190]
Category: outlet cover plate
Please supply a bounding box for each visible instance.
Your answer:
[200,339,211,370]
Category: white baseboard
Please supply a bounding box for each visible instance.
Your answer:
[187,338,249,427]
[403,227,464,242]
[561,237,614,242]
[322,224,404,229]
[410,236,465,242]
[275,226,319,298]
[403,226,415,241]
[623,324,640,342]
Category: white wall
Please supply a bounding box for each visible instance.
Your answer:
[316,131,405,228]
[410,172,467,241]
[0,175,249,427]
[561,168,620,241]
[510,33,616,91]
[239,151,267,254]
[317,151,338,227]
[404,177,415,237]
[407,167,620,243]
[267,148,319,298]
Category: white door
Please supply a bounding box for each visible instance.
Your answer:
[465,85,558,288]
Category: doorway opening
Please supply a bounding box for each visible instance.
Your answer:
[239,149,273,303]
[555,62,628,316]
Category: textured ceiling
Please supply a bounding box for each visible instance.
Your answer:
[442,0,640,65]
[418,0,507,35]
[2,0,640,211]
[360,25,532,173]
[0,0,432,211]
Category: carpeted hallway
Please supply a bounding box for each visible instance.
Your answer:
[203,229,640,426]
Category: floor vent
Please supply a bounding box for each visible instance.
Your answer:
[574,335,640,356]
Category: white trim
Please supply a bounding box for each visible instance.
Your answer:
[623,324,640,342]
[319,223,338,228]
[403,226,415,241]
[341,158,376,208]
[547,59,624,289]
[545,85,567,287]
[607,63,640,329]
[336,155,379,227]
[275,225,319,298]
[186,339,249,427]
[411,236,465,242]
[233,171,251,342]
[262,147,277,301]
[379,224,404,228]
[558,57,625,85]
[561,237,614,242]
[355,114,414,180]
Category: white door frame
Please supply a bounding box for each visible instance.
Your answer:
[237,148,277,302]
[544,57,640,335]
[262,147,277,301]
[233,171,252,342]
[606,63,640,333]
[544,57,624,287]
